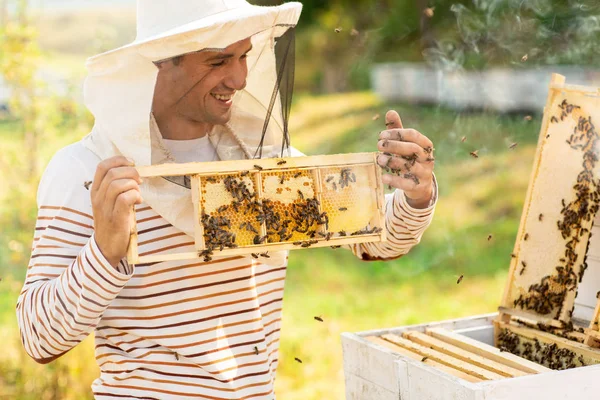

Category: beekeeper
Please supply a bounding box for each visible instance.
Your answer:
[17,1,437,398]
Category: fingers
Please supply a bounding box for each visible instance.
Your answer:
[379,128,434,151]
[113,189,144,218]
[385,110,403,129]
[92,156,136,192]
[382,173,426,193]
[95,166,142,200]
[377,139,433,163]
[104,179,142,210]
[377,153,431,175]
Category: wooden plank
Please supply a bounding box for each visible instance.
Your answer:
[126,206,139,265]
[134,234,382,264]
[191,175,205,251]
[403,331,528,378]
[381,333,504,381]
[426,327,549,374]
[500,73,565,312]
[497,307,564,329]
[366,336,483,383]
[135,153,376,178]
[371,156,386,243]
[495,321,600,362]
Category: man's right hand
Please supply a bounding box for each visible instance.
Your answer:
[91,156,143,267]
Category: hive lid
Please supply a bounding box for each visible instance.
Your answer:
[499,74,600,344]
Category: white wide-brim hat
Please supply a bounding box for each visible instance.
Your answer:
[87,0,302,65]
[81,0,303,255]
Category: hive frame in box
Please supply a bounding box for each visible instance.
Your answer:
[127,152,386,264]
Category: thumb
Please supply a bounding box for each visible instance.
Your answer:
[385,110,403,130]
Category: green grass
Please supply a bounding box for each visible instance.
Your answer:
[0,92,539,399]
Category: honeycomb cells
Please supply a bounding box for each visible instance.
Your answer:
[261,169,321,243]
[196,164,380,253]
[320,165,376,235]
[200,173,261,247]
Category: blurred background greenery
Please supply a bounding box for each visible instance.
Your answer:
[1,0,599,399]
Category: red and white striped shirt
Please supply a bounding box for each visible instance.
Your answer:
[17,141,436,399]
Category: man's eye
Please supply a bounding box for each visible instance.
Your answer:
[211,61,225,67]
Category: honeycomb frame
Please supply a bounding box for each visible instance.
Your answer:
[127,152,386,264]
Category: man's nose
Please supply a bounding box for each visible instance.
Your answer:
[223,62,247,91]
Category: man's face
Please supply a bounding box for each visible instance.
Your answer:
[154,38,252,126]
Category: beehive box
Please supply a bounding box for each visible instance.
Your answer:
[342,74,600,399]
[127,152,386,264]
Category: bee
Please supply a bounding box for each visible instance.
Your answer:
[253,235,267,244]
[457,275,464,284]
[521,54,528,62]
[524,233,529,241]
[280,175,285,184]
[334,27,342,33]
[314,316,324,322]
[277,160,287,165]
[301,242,312,248]
[251,253,259,259]
[524,115,533,121]
[240,222,247,229]
[339,207,348,211]
[206,177,217,183]
[298,190,304,200]
[294,172,302,178]
[83,181,93,190]
[381,139,389,148]
[551,116,558,123]
[175,353,180,361]
[254,164,263,170]
[487,234,492,241]
[509,142,518,150]
[254,346,259,355]
[326,176,334,183]
[330,245,341,249]
[520,261,527,275]
[372,113,380,121]
[511,253,516,258]
[421,356,429,362]
[539,214,543,221]
[338,230,347,236]
[469,150,479,158]
[461,136,466,143]
[217,205,228,213]
[325,232,333,241]
[260,252,270,258]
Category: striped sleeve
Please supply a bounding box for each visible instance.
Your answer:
[16,145,134,364]
[349,173,438,261]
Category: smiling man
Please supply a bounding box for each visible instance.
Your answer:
[16,1,437,399]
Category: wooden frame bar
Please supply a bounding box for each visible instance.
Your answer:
[425,327,549,374]
[365,336,483,383]
[402,331,528,378]
[381,333,505,381]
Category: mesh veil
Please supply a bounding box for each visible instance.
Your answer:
[153,27,297,189]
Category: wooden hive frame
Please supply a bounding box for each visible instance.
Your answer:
[127,152,386,264]
[496,73,600,353]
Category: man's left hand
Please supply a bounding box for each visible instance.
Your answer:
[376,110,435,209]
